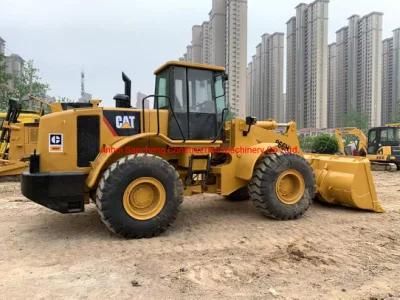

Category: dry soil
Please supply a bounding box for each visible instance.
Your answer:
[0,171,400,299]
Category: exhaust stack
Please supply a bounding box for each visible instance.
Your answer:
[122,72,131,105]
[113,72,132,108]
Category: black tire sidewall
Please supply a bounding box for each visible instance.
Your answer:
[99,155,182,237]
[251,154,315,219]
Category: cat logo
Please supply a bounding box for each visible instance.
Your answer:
[116,115,135,129]
[49,133,63,153]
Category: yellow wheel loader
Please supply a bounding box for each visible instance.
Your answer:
[0,97,101,178]
[0,98,44,177]
[21,62,383,238]
[335,127,399,171]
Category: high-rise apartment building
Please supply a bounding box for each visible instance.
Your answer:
[286,0,329,129]
[191,25,203,63]
[201,21,211,64]
[179,0,247,117]
[286,17,296,122]
[335,26,348,127]
[327,43,337,128]
[334,13,383,128]
[246,61,252,115]
[247,33,284,121]
[382,28,400,124]
[252,44,261,118]
[0,37,25,90]
[209,0,226,66]
[225,0,248,117]
[186,45,193,62]
[5,54,24,90]
[136,92,149,109]
[382,37,393,125]
[0,37,5,55]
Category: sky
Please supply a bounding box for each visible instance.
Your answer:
[1,0,399,106]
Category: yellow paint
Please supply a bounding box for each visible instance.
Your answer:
[154,60,225,74]
[30,63,382,213]
[123,177,166,220]
[275,169,305,205]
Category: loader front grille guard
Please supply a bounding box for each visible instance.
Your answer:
[141,95,186,142]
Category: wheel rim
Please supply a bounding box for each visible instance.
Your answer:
[123,177,166,220]
[275,170,305,205]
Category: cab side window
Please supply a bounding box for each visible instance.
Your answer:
[380,129,388,142]
[368,130,377,154]
[369,130,376,143]
[214,74,226,114]
[173,67,187,112]
[155,70,169,109]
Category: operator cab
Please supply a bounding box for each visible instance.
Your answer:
[153,61,228,140]
[367,127,400,154]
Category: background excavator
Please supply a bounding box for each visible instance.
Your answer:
[20,61,383,238]
[335,127,400,171]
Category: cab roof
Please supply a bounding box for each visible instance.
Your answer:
[154,60,225,75]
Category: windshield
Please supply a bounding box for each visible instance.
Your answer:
[380,128,400,143]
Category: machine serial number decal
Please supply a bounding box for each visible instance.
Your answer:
[49,133,64,153]
[275,140,291,151]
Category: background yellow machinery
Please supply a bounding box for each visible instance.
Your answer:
[335,127,399,171]
[21,62,382,239]
[0,97,101,177]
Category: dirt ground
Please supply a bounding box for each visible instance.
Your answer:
[0,172,400,300]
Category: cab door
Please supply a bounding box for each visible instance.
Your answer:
[367,129,379,154]
[187,68,217,140]
[168,67,218,140]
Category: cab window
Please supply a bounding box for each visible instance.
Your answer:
[215,74,226,114]
[188,69,215,113]
[173,67,187,112]
[380,129,388,142]
[380,128,396,143]
[155,70,169,109]
[369,130,376,143]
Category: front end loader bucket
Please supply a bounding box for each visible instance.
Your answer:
[304,154,384,212]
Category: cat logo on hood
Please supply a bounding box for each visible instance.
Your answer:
[115,115,135,129]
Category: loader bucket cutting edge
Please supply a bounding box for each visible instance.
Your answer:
[304,154,384,213]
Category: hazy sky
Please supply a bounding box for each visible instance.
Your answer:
[1,0,399,106]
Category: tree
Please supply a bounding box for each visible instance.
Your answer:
[342,110,369,131]
[312,134,339,154]
[0,54,12,110]
[11,60,49,101]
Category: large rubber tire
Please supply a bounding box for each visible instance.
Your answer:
[96,154,183,238]
[225,187,249,201]
[248,153,315,220]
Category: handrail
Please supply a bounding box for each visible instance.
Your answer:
[212,107,228,143]
[141,95,186,141]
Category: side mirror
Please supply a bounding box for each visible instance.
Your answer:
[246,116,257,126]
[243,116,257,137]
